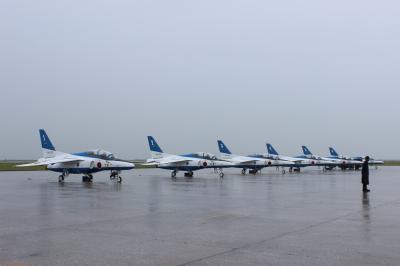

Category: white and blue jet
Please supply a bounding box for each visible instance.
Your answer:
[145,136,233,178]
[299,145,361,170]
[264,143,334,173]
[17,129,135,183]
[328,147,384,169]
[217,140,294,175]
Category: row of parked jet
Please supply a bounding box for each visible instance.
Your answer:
[18,130,384,183]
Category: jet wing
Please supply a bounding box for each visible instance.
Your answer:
[277,156,306,164]
[17,157,83,167]
[229,156,261,164]
[144,156,194,166]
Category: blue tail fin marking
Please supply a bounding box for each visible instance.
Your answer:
[266,143,279,156]
[302,146,312,155]
[39,129,55,151]
[147,136,163,153]
[217,140,232,154]
[329,147,339,157]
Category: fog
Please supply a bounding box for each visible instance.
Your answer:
[1,0,399,159]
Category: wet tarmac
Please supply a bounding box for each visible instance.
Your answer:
[1,167,400,266]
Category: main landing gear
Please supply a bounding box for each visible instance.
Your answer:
[171,169,224,179]
[242,169,261,175]
[82,174,93,183]
[248,169,260,175]
[184,171,194,178]
[58,170,69,183]
[110,171,123,183]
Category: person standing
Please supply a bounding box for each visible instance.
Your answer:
[362,156,370,192]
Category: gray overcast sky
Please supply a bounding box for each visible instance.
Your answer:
[0,0,399,160]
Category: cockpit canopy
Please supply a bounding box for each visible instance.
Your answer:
[184,152,218,160]
[81,149,115,160]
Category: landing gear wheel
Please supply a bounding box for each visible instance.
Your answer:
[171,171,177,178]
[241,169,246,175]
[117,176,122,183]
[58,175,64,183]
[219,172,224,178]
[184,171,194,178]
[82,175,92,182]
[282,169,286,174]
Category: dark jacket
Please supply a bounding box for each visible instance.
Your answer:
[361,161,369,185]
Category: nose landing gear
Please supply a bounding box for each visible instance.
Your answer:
[171,170,177,178]
[110,171,123,183]
[58,170,69,183]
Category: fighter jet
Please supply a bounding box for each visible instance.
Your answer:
[17,129,135,183]
[300,146,361,170]
[328,147,384,169]
[264,143,321,173]
[145,136,232,178]
[217,140,294,175]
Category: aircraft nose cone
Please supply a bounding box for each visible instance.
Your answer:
[126,162,135,169]
[119,161,135,169]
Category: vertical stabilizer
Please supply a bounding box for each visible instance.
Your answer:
[302,146,313,156]
[147,136,165,159]
[266,143,279,156]
[217,140,232,155]
[39,129,57,158]
[329,147,339,157]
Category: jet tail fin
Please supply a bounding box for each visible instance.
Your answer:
[302,146,313,156]
[39,129,58,158]
[147,136,165,158]
[329,147,339,157]
[266,143,279,156]
[217,140,232,155]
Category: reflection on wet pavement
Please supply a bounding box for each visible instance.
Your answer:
[1,167,400,266]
